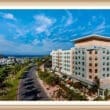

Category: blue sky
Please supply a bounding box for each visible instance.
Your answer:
[0,9,110,55]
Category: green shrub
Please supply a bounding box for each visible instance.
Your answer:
[94,96,104,101]
[38,70,61,86]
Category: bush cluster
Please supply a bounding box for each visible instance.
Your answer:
[38,70,60,86]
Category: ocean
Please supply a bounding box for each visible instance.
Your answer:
[2,55,49,58]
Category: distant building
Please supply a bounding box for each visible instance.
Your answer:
[51,34,110,96]
[0,57,25,65]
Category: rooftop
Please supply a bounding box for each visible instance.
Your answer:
[73,34,110,43]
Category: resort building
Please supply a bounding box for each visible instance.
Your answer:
[50,48,74,76]
[51,49,63,72]
[50,34,110,95]
[61,48,74,76]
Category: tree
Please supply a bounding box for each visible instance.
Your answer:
[105,89,109,100]
[45,75,55,86]
[94,96,104,101]
[93,76,100,93]
[55,88,64,99]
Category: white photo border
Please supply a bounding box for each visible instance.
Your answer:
[0,4,110,106]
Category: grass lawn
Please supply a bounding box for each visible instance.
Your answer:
[0,66,29,100]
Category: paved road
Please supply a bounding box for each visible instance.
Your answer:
[18,66,49,100]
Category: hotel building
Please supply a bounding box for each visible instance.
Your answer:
[51,48,74,76]
[50,34,110,94]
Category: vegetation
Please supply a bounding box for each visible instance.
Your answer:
[38,69,87,100]
[0,60,31,100]
[36,56,51,69]
[104,89,109,100]
[59,83,87,100]
[94,96,104,101]
[38,70,60,86]
[93,76,100,93]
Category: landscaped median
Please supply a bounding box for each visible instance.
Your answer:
[0,65,30,100]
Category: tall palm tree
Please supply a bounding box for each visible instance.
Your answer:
[93,76,100,94]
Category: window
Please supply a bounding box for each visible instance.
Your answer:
[95,51,98,54]
[82,62,85,65]
[107,62,109,66]
[89,63,92,66]
[107,51,109,54]
[103,51,105,53]
[107,68,109,71]
[94,76,98,80]
[107,57,109,60]
[89,75,92,79]
[82,51,85,54]
[82,74,85,77]
[103,57,105,59]
[103,62,105,65]
[82,68,85,71]
[103,68,105,71]
[89,51,92,54]
[95,69,98,73]
[82,57,84,60]
[95,57,98,60]
[75,72,77,75]
[89,57,92,60]
[89,69,92,72]
[79,62,80,64]
[107,74,109,77]
[103,74,105,77]
[95,63,98,67]
[79,72,80,75]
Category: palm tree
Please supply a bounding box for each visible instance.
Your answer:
[105,89,109,100]
[93,76,100,94]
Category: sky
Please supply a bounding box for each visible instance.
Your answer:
[0,9,110,55]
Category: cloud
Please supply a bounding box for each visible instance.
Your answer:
[92,17,106,34]
[32,39,40,45]
[0,35,56,55]
[92,16,97,21]
[0,35,18,54]
[0,35,38,55]
[1,10,110,55]
[7,22,29,39]
[65,11,73,26]
[34,14,56,35]
[82,16,106,35]
[40,38,72,53]
[95,20,105,31]
[3,13,16,21]
[88,16,99,26]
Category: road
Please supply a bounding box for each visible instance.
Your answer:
[17,66,49,100]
